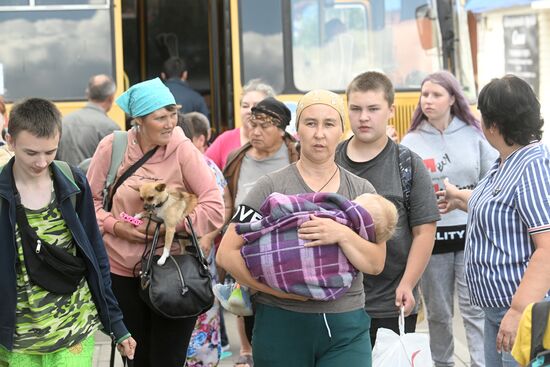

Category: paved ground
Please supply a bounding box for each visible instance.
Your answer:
[93,298,471,366]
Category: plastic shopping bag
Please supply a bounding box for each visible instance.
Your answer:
[372,307,432,367]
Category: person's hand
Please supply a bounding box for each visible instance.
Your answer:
[199,236,212,257]
[497,308,522,353]
[113,221,147,242]
[436,178,461,214]
[117,337,136,360]
[395,283,416,316]
[269,288,309,302]
[386,124,399,142]
[298,215,347,247]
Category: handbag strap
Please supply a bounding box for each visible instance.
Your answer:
[142,217,163,276]
[13,195,48,267]
[186,216,209,270]
[11,179,51,253]
[106,145,159,211]
[140,215,209,276]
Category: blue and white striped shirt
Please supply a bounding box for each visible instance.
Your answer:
[465,142,550,308]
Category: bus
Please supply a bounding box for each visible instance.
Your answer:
[1,0,475,139]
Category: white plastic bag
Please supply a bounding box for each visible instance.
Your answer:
[372,307,432,367]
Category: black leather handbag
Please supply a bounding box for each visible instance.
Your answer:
[139,216,214,319]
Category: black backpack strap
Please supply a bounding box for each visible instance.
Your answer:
[397,144,413,213]
[105,145,159,212]
[531,301,550,360]
[102,131,129,209]
[53,160,77,210]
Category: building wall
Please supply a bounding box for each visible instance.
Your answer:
[476,6,549,145]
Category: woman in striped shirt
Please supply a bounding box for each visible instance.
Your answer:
[438,75,550,367]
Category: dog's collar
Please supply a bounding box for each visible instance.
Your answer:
[144,197,169,212]
[155,197,169,208]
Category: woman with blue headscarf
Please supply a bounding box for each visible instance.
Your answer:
[87,78,224,367]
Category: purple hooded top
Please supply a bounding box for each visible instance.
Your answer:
[237,192,375,301]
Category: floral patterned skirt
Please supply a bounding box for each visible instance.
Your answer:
[186,302,221,367]
[186,250,221,367]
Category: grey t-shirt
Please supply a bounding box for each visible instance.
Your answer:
[234,143,289,210]
[237,163,376,313]
[335,138,440,318]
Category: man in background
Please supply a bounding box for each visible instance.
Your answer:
[57,74,120,166]
[161,56,209,117]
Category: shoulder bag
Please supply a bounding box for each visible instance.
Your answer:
[12,162,86,294]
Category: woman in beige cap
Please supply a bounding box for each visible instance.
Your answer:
[217,90,385,367]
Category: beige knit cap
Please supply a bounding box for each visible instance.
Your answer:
[295,89,345,128]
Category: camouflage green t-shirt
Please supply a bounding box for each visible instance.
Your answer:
[13,197,100,353]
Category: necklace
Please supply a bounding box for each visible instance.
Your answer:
[316,166,339,192]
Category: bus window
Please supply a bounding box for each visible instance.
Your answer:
[36,1,108,4]
[239,0,284,93]
[2,1,30,5]
[291,0,441,92]
[0,4,114,102]
[379,0,441,89]
[291,0,370,91]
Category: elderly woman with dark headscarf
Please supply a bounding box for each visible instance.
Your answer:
[223,97,299,213]
[206,79,276,170]
[86,78,224,367]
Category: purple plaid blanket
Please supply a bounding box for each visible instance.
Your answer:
[237,192,375,301]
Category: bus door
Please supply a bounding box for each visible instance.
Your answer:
[121,0,221,129]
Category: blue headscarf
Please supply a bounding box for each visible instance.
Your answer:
[116,78,176,118]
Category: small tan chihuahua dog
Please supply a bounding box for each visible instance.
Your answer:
[135,182,197,265]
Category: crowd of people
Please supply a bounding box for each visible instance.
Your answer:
[0,63,548,367]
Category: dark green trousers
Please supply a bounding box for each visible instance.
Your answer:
[252,304,372,367]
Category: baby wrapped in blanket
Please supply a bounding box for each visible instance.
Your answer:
[237,192,397,301]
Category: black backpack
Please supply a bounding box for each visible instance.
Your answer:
[397,144,413,213]
[527,301,550,367]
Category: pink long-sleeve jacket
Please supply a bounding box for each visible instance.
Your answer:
[87,127,224,276]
